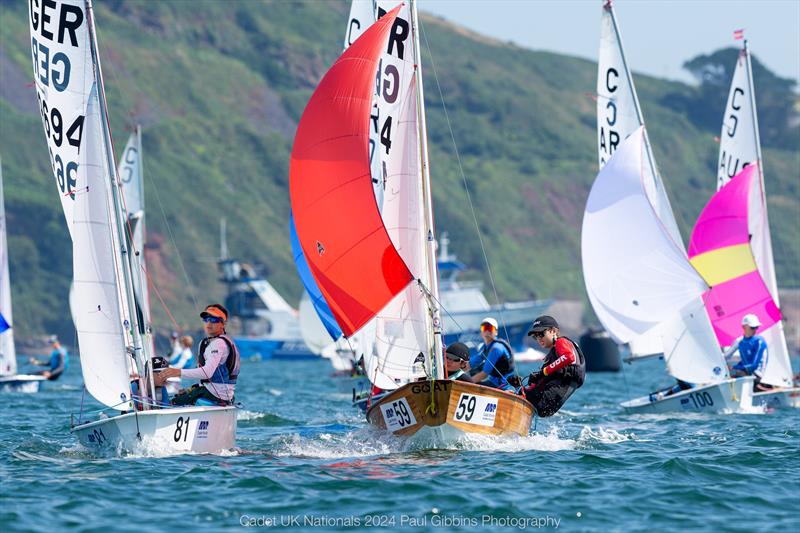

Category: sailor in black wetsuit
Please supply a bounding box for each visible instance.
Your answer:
[522,315,585,417]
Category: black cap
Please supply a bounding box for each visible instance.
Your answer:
[445,342,470,361]
[527,315,559,335]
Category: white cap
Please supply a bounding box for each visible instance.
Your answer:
[480,317,498,329]
[742,314,761,328]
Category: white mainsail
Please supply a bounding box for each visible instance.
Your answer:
[597,3,691,359]
[29,1,95,240]
[0,161,16,376]
[717,42,791,386]
[597,3,682,245]
[118,126,152,341]
[582,128,728,384]
[30,0,143,409]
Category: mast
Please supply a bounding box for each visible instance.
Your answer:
[605,3,662,207]
[742,40,765,182]
[410,0,444,380]
[86,0,154,407]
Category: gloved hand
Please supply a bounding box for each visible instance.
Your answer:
[527,371,543,386]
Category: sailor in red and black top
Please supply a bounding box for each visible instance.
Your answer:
[522,315,586,417]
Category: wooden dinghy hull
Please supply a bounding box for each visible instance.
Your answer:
[367,380,532,438]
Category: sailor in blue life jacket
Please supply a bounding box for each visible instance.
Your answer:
[29,336,69,380]
[155,304,240,406]
[469,317,516,392]
[724,313,771,391]
[522,315,586,417]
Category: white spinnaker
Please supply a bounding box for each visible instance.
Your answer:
[0,164,16,376]
[364,75,433,390]
[582,128,709,344]
[717,45,791,386]
[597,4,683,356]
[662,300,728,384]
[72,86,135,409]
[29,0,95,240]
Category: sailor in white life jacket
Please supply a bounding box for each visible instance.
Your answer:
[155,304,240,406]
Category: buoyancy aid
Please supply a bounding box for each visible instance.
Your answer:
[482,338,515,379]
[542,336,586,386]
[197,334,240,385]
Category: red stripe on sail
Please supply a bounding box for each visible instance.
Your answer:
[289,6,412,337]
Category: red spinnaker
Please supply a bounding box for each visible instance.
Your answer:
[289,6,412,337]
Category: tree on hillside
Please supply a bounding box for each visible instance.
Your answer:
[677,48,799,151]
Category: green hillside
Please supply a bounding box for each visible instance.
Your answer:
[0,0,797,341]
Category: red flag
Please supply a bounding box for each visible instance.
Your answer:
[733,29,744,40]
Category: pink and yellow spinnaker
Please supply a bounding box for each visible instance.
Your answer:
[688,164,781,346]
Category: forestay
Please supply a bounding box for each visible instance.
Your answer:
[29,0,134,409]
[715,42,791,387]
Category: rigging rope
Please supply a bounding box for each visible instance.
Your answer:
[419,20,512,345]
[96,24,200,324]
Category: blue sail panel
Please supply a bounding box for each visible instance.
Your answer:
[0,312,9,333]
[290,214,342,340]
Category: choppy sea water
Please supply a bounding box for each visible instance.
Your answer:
[1,355,798,532]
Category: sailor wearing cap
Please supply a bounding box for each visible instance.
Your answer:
[724,313,771,390]
[445,342,474,383]
[155,304,241,405]
[522,315,586,417]
[470,317,516,391]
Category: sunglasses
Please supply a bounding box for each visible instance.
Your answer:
[480,324,496,332]
[531,330,547,339]
[446,355,463,362]
[203,316,223,324]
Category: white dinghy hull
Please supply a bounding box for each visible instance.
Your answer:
[72,405,237,454]
[621,377,754,414]
[752,387,800,409]
[0,374,46,393]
